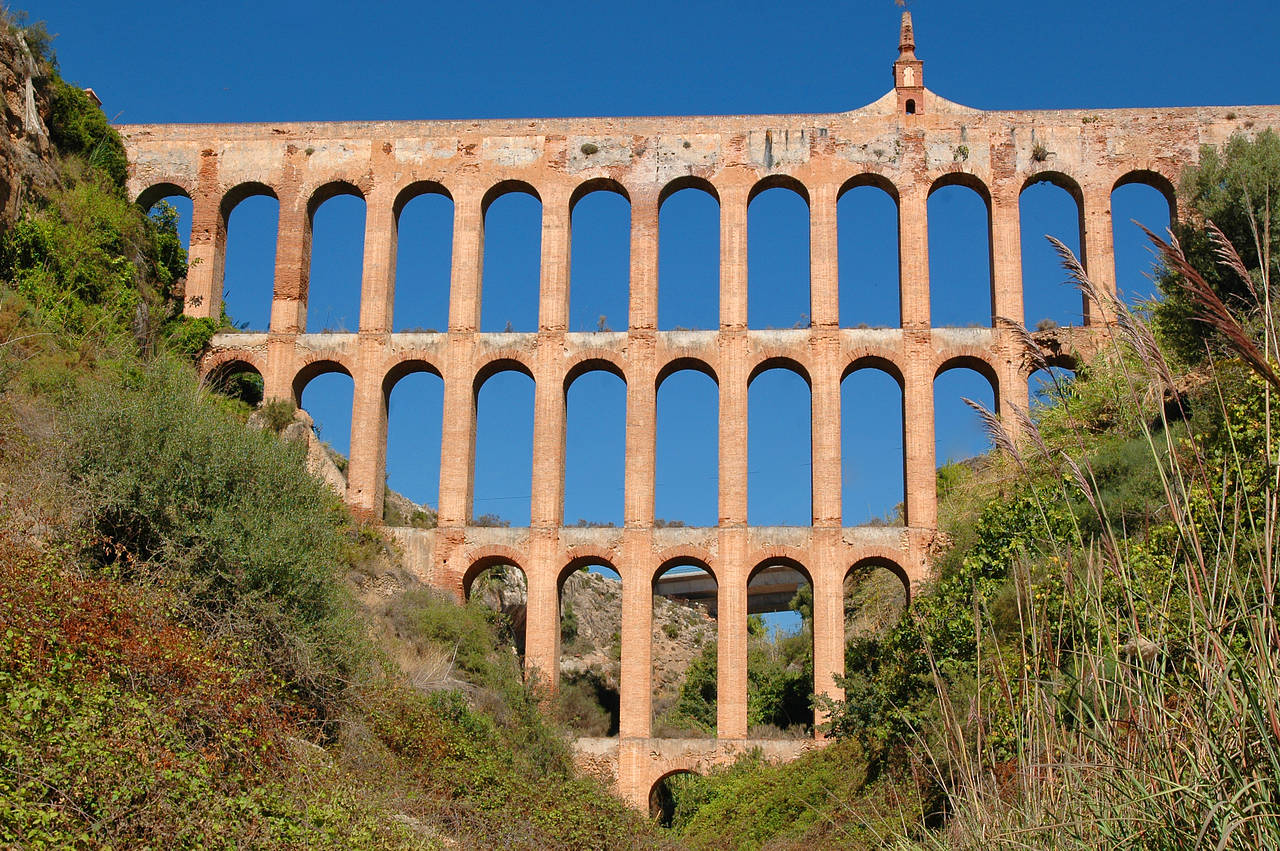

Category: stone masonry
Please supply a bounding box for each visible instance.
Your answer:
[118,14,1280,809]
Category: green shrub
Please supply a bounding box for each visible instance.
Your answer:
[47,77,128,188]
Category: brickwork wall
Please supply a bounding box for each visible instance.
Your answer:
[120,21,1280,805]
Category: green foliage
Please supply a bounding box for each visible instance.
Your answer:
[46,77,128,189]
[260,397,297,432]
[62,358,370,716]
[1154,129,1280,362]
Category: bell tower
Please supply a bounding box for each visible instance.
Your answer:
[894,11,924,116]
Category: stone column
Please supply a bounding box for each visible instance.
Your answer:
[990,186,1023,327]
[717,533,749,739]
[811,558,845,729]
[898,184,930,329]
[719,184,749,527]
[531,188,569,528]
[629,189,659,332]
[185,174,226,320]
[437,186,483,527]
[902,345,936,529]
[809,182,839,329]
[1081,187,1116,325]
[346,348,387,522]
[540,187,570,333]
[523,551,560,692]
[720,185,748,332]
[357,183,397,333]
[810,343,842,528]
[618,546,652,738]
[270,192,311,335]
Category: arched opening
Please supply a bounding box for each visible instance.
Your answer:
[295,365,355,491]
[393,185,453,332]
[463,559,528,664]
[1112,173,1175,307]
[748,364,812,526]
[384,365,444,527]
[1021,175,1084,329]
[206,360,263,408]
[473,366,535,526]
[838,179,900,328]
[928,178,993,327]
[905,99,916,115]
[570,183,630,332]
[840,364,904,526]
[748,181,810,329]
[1028,365,1076,410]
[659,180,719,330]
[650,769,701,827]
[556,559,623,736]
[306,185,366,333]
[747,558,814,737]
[934,362,998,489]
[564,367,626,527]
[655,365,718,527]
[221,186,278,331]
[843,559,909,690]
[481,184,541,332]
[140,185,192,253]
[652,560,718,737]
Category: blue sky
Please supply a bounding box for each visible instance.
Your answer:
[26,0,1278,553]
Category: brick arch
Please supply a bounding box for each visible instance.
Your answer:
[659,175,720,206]
[201,353,265,394]
[748,354,811,386]
[481,179,541,213]
[564,352,627,389]
[393,180,452,219]
[838,171,900,204]
[473,354,536,391]
[935,352,1000,385]
[558,547,622,588]
[841,354,904,387]
[461,547,528,599]
[654,548,717,585]
[304,179,368,219]
[929,170,993,205]
[1113,168,1178,220]
[656,355,718,388]
[748,547,813,582]
[383,358,443,396]
[1021,169,1084,206]
[292,357,354,404]
[199,347,266,381]
[846,553,912,604]
[748,173,811,206]
[135,180,192,210]
[220,181,278,222]
[570,177,630,210]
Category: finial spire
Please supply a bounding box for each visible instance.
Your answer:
[898,11,916,59]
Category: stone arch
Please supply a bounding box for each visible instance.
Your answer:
[202,356,265,406]
[393,180,452,219]
[748,176,811,330]
[382,358,443,397]
[1022,170,1084,206]
[1113,169,1178,221]
[559,548,622,587]
[473,354,536,390]
[650,769,701,825]
[841,359,906,526]
[659,175,720,206]
[569,176,630,209]
[746,552,815,735]
[305,179,366,218]
[201,348,266,383]
[292,357,353,404]
[220,181,278,221]
[481,178,541,212]
[841,354,904,388]
[461,548,527,599]
[748,174,811,206]
[846,555,911,606]
[218,181,280,331]
[934,353,1001,397]
[929,171,993,204]
[135,181,192,211]
[748,355,812,387]
[564,353,627,389]
[656,356,718,388]
[838,171,900,204]
[654,549,717,584]
[1020,171,1086,328]
[564,362,627,525]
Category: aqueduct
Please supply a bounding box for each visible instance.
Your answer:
[119,14,1279,808]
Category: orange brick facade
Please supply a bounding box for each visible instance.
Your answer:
[119,14,1280,808]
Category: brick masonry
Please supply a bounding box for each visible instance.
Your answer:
[119,13,1280,809]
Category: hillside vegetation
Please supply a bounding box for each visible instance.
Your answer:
[4,6,1280,849]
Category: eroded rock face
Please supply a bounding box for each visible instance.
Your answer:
[0,28,57,228]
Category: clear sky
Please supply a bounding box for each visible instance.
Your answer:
[23,0,1279,542]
